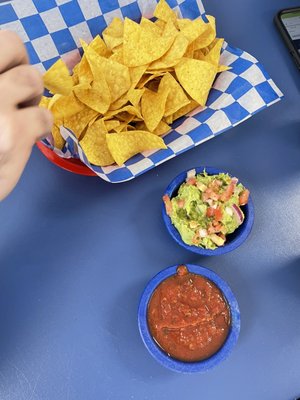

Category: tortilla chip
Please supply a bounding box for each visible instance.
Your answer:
[112,121,129,133]
[75,56,93,85]
[84,46,130,103]
[88,117,107,132]
[177,18,208,44]
[50,92,85,121]
[135,120,170,135]
[137,72,164,89]
[154,19,166,32]
[80,120,114,166]
[89,35,111,58]
[164,114,173,125]
[127,87,145,108]
[106,130,167,166]
[109,94,129,111]
[141,86,170,131]
[153,0,177,23]
[140,17,163,35]
[64,107,98,140]
[192,15,216,50]
[109,46,124,64]
[44,59,73,96]
[129,65,148,88]
[39,96,51,109]
[102,17,124,50]
[48,93,62,110]
[175,58,217,106]
[149,33,189,70]
[172,99,200,120]
[72,73,79,85]
[217,65,231,72]
[160,72,190,117]
[52,124,65,150]
[118,112,135,124]
[105,120,121,132]
[104,105,143,121]
[204,38,224,65]
[123,17,175,67]
[74,81,111,114]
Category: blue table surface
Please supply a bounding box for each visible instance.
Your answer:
[0,0,300,399]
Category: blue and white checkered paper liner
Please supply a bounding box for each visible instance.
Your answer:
[0,0,283,183]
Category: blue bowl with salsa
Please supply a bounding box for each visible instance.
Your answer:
[162,167,254,256]
[138,264,240,373]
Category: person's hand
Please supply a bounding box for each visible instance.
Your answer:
[0,30,53,201]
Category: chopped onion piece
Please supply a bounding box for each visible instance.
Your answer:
[232,204,244,225]
[199,229,208,238]
[225,206,233,216]
[186,169,196,180]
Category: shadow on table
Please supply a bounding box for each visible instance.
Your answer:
[267,257,300,300]
[33,170,119,217]
[106,278,176,382]
[238,119,300,188]
[0,174,115,370]
[0,229,67,369]
[130,186,202,269]
[262,257,300,352]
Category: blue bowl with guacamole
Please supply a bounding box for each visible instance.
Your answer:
[162,167,254,256]
[138,264,240,373]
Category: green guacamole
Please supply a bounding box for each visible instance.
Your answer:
[164,171,249,250]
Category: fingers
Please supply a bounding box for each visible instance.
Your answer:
[0,31,50,201]
[0,65,44,109]
[0,31,28,73]
[0,107,52,173]
[0,138,32,201]
[0,31,43,108]
[16,107,53,142]
[16,107,53,143]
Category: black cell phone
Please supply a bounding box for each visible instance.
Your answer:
[274,7,300,70]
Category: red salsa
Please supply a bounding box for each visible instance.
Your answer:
[147,265,231,362]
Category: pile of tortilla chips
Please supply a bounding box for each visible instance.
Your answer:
[40,0,228,167]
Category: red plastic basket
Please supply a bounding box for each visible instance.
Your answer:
[36,141,96,176]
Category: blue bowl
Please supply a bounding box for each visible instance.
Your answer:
[162,167,254,256]
[138,264,240,373]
